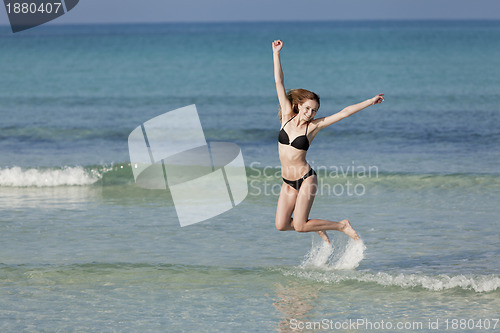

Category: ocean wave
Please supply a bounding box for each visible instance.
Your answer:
[2,260,498,293]
[0,166,107,187]
[282,269,500,293]
[2,162,500,189]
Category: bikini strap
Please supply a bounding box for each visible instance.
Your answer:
[305,121,309,135]
[281,115,296,129]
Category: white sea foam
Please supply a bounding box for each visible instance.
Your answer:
[0,166,102,187]
[355,272,500,293]
[284,268,500,293]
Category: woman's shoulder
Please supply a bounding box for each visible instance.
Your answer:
[310,117,324,126]
[308,117,325,133]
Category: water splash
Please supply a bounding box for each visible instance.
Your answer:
[331,238,367,270]
[300,235,366,270]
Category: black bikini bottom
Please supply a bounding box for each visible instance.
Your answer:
[282,168,316,191]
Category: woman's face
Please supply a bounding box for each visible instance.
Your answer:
[298,99,319,121]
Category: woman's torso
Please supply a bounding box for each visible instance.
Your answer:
[278,116,317,180]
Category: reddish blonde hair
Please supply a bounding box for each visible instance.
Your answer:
[278,89,320,120]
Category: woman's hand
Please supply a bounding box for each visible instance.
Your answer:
[371,94,385,105]
[272,40,283,54]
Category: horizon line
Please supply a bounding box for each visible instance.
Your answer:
[1,17,500,29]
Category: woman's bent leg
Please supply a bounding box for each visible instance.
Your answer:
[292,176,360,240]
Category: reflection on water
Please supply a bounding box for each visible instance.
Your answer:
[273,281,321,332]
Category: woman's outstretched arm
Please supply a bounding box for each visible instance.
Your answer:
[315,94,384,130]
[272,40,292,117]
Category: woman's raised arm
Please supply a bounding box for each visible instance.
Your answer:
[272,40,292,117]
[315,94,384,130]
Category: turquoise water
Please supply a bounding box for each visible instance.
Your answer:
[0,21,499,332]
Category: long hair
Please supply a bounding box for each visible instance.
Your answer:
[278,89,320,121]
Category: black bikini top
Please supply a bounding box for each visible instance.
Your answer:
[278,116,310,151]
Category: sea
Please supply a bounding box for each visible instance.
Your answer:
[0,20,499,332]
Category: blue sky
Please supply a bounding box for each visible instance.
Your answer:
[1,0,500,26]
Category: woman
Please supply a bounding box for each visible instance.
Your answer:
[273,39,384,243]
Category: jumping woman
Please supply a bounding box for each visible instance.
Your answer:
[273,39,384,243]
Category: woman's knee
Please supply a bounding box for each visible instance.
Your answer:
[293,220,308,233]
[275,217,290,231]
[276,224,288,231]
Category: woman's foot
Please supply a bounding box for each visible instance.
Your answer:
[317,231,330,244]
[340,219,360,241]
